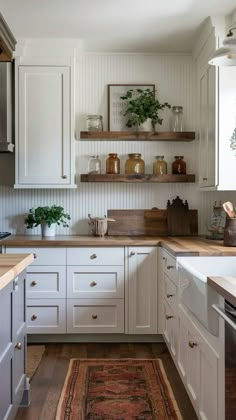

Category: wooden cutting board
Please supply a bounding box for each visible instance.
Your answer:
[107,208,198,236]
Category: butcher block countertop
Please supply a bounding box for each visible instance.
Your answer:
[0,254,34,291]
[2,234,236,256]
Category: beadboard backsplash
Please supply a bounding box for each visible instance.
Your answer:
[1,52,236,235]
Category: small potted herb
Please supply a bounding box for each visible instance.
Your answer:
[25,205,71,237]
[120,88,171,131]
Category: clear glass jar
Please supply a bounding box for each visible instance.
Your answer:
[153,156,167,175]
[87,115,103,132]
[172,156,186,174]
[87,155,101,174]
[170,106,184,132]
[106,153,120,174]
[125,153,145,174]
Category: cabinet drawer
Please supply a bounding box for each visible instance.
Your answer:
[6,247,66,266]
[162,250,177,285]
[67,299,124,333]
[67,266,124,298]
[26,266,66,298]
[163,273,177,314]
[26,299,66,333]
[67,247,124,266]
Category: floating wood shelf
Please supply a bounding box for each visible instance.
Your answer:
[80,174,195,183]
[80,131,195,141]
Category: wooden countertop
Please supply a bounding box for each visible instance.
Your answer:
[0,254,34,291]
[2,235,236,256]
[207,276,236,306]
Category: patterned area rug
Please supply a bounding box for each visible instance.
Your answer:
[56,359,182,419]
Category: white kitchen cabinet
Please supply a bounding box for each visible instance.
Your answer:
[5,247,67,334]
[196,17,236,191]
[178,304,220,420]
[67,247,125,334]
[0,271,28,420]
[126,247,158,334]
[14,61,76,188]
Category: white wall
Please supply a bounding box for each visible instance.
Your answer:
[0,52,236,235]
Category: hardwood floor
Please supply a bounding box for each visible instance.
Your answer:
[16,342,197,420]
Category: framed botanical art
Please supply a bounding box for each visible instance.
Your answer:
[108,84,155,131]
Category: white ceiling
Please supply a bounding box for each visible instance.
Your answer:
[1,0,236,52]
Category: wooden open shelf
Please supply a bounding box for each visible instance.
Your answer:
[80,131,195,141]
[80,174,195,183]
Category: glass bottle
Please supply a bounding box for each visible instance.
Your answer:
[125,153,145,174]
[88,155,101,174]
[170,106,184,132]
[172,156,186,174]
[106,153,120,174]
[87,115,103,132]
[153,156,167,175]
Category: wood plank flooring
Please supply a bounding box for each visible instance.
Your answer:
[16,343,197,420]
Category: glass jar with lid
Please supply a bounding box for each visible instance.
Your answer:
[170,106,184,132]
[88,155,101,174]
[153,156,167,175]
[125,153,145,174]
[172,156,186,174]
[87,115,103,132]
[106,153,120,174]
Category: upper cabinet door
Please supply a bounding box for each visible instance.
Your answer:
[15,65,75,188]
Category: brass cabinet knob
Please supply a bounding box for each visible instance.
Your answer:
[62,175,67,179]
[188,341,197,348]
[166,315,174,320]
[92,314,98,319]
[130,251,135,257]
[203,177,208,181]
[162,257,167,261]
[33,253,37,259]
[166,294,174,298]
[15,342,22,350]
[31,280,37,287]
[90,281,97,287]
[31,314,37,321]
[167,265,174,270]
[90,253,97,260]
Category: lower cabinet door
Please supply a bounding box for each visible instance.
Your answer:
[0,350,13,420]
[26,299,66,333]
[67,299,124,333]
[163,300,177,359]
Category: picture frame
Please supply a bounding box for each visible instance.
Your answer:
[108,84,155,131]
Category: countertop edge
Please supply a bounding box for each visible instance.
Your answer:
[0,254,34,291]
[207,276,236,306]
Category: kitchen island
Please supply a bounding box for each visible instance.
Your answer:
[0,253,34,420]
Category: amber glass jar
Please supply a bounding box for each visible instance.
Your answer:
[172,156,186,174]
[125,153,145,174]
[153,156,167,175]
[106,153,120,174]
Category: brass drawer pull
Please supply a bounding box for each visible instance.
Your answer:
[15,342,22,350]
[90,253,97,260]
[31,280,37,287]
[90,281,97,287]
[31,314,37,321]
[33,253,37,259]
[62,175,67,179]
[166,294,174,298]
[167,265,174,270]
[130,251,135,257]
[92,314,98,320]
[166,315,174,320]
[188,341,197,348]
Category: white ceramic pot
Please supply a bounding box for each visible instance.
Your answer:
[41,222,56,237]
[138,118,153,132]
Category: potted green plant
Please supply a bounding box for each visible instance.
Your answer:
[120,88,171,131]
[25,205,71,237]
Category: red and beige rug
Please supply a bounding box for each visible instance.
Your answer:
[56,359,182,419]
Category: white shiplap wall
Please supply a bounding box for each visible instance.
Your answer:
[1,52,236,235]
